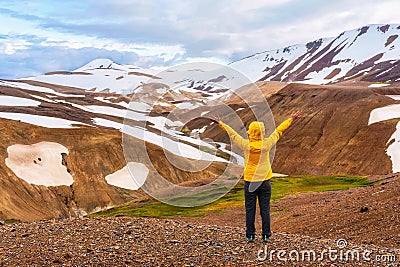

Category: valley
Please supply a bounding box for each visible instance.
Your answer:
[0,23,399,266]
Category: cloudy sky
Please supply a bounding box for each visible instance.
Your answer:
[0,0,399,78]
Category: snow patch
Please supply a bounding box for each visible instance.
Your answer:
[86,105,129,118]
[123,125,227,162]
[368,104,400,125]
[0,80,56,93]
[387,121,400,172]
[93,118,227,162]
[369,104,400,172]
[216,142,244,166]
[368,83,390,88]
[175,102,201,109]
[155,101,172,107]
[386,95,400,100]
[105,162,148,190]
[0,112,88,128]
[0,96,41,106]
[5,142,74,186]
[127,101,151,112]
[93,118,123,130]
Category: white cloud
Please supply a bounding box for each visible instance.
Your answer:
[234,0,294,12]
[0,0,399,78]
[0,38,31,54]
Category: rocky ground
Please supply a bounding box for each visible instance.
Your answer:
[0,217,399,267]
[272,174,400,249]
[1,175,399,266]
[1,174,399,266]
[180,174,400,250]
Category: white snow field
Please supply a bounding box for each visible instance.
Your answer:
[368,83,391,88]
[93,117,226,162]
[105,162,148,190]
[0,96,41,106]
[5,142,74,186]
[368,104,400,125]
[0,112,89,128]
[386,95,400,100]
[387,122,400,173]
[369,104,400,172]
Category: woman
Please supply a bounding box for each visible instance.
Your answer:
[210,111,301,242]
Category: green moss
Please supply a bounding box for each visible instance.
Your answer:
[4,219,21,224]
[270,175,372,202]
[90,175,372,219]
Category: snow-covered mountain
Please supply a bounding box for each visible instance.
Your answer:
[15,58,240,112]
[17,24,400,99]
[21,58,233,99]
[22,58,159,95]
[230,24,400,84]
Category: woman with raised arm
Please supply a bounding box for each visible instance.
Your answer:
[210,111,302,243]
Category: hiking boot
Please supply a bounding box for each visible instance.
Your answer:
[262,234,270,243]
[247,234,255,243]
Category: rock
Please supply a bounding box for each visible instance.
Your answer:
[125,229,133,235]
[360,206,369,213]
[53,258,62,264]
[0,220,4,226]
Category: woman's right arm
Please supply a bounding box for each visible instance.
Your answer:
[215,120,247,151]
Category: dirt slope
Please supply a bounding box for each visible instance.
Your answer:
[270,83,397,175]
[0,119,224,222]
[201,82,398,175]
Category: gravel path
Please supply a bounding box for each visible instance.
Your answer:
[0,217,398,266]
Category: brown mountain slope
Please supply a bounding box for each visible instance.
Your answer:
[0,119,135,221]
[200,83,397,175]
[270,83,396,175]
[0,119,225,222]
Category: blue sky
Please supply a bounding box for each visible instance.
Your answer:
[0,0,399,78]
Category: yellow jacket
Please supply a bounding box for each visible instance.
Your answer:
[218,118,293,182]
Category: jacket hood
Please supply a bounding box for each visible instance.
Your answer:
[247,121,265,142]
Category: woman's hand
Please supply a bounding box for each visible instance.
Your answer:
[291,111,302,120]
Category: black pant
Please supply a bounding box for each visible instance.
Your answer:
[244,180,271,238]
